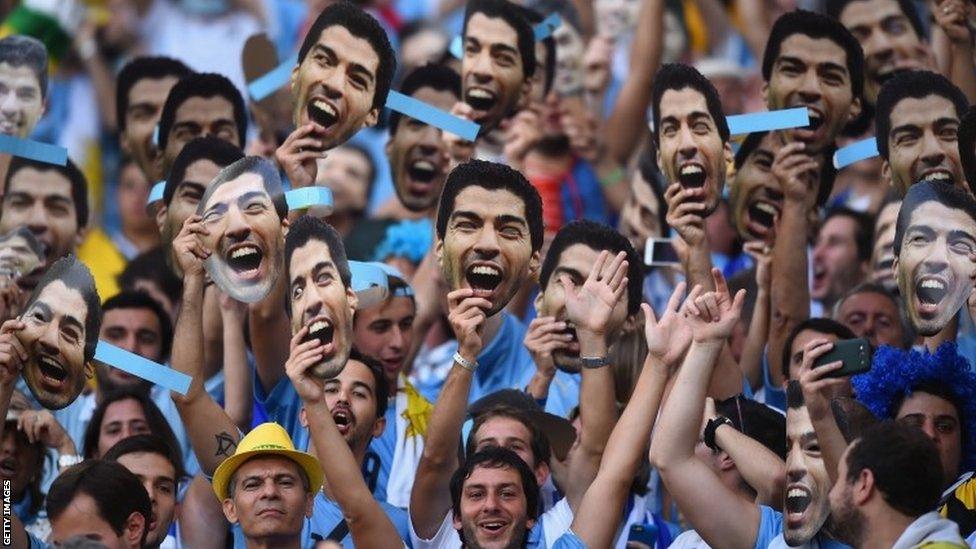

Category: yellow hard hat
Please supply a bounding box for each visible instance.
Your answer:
[212,422,323,500]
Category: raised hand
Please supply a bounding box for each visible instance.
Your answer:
[274,123,327,188]
[642,281,691,367]
[796,338,850,422]
[524,316,576,377]
[665,183,707,248]
[0,319,26,388]
[582,36,614,97]
[172,215,211,278]
[771,142,820,205]
[285,325,327,404]
[443,102,476,165]
[561,250,629,340]
[685,268,746,343]
[448,288,491,363]
[743,241,773,291]
[934,0,972,45]
[503,108,542,169]
[18,409,75,454]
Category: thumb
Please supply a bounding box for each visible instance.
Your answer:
[641,302,657,326]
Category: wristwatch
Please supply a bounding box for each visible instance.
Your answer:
[580,356,610,369]
[703,416,734,451]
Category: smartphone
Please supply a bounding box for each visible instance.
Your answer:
[644,238,680,268]
[627,523,659,547]
[812,338,872,378]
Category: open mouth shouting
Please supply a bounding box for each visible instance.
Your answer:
[465,87,497,116]
[405,158,442,198]
[785,485,813,529]
[332,404,355,436]
[302,315,335,351]
[476,516,512,540]
[914,276,948,317]
[812,261,828,294]
[678,162,706,189]
[465,262,504,300]
[224,242,265,282]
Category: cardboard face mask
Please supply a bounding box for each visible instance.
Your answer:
[894,182,976,337]
[197,157,286,303]
[0,226,44,281]
[18,256,100,410]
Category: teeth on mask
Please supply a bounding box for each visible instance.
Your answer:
[313,100,336,116]
[680,165,703,175]
[807,108,821,121]
[231,246,258,258]
[788,488,806,498]
[756,202,777,215]
[469,89,493,99]
[413,160,434,171]
[471,265,500,276]
[928,172,951,181]
[921,279,946,290]
[310,320,328,333]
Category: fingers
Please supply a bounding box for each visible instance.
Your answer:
[711,267,729,298]
[590,250,610,282]
[0,319,25,336]
[731,289,747,317]
[641,302,657,325]
[666,281,688,314]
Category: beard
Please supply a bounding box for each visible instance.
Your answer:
[825,493,863,547]
[459,520,529,549]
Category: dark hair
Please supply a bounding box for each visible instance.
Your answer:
[763,10,865,99]
[822,206,874,262]
[517,5,556,95]
[157,73,247,152]
[733,131,770,170]
[284,216,352,316]
[436,160,544,252]
[539,220,644,314]
[716,395,787,460]
[118,246,183,308]
[466,405,552,466]
[450,447,540,523]
[348,348,390,417]
[5,157,89,229]
[46,460,152,545]
[845,421,944,517]
[24,256,100,363]
[463,0,537,80]
[891,378,964,449]
[115,56,192,133]
[298,2,396,110]
[652,63,730,145]
[958,106,976,194]
[389,64,461,133]
[2,421,45,517]
[894,179,976,257]
[824,0,925,40]
[102,433,187,484]
[163,136,244,206]
[0,35,48,99]
[876,70,968,160]
[835,281,914,348]
[782,317,857,379]
[101,291,174,363]
[82,389,181,459]
[202,156,288,220]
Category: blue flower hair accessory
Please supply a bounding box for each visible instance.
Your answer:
[372,219,433,266]
[853,342,976,470]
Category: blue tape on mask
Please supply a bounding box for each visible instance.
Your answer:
[726,108,810,135]
[285,187,333,211]
[386,91,480,141]
[0,135,68,165]
[375,262,414,297]
[148,181,165,204]
[94,341,192,395]
[833,138,879,169]
[449,36,463,59]
[248,53,298,102]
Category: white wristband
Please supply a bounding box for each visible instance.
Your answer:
[453,351,478,372]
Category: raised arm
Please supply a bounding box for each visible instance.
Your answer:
[248,271,292,395]
[561,251,631,512]
[649,269,761,549]
[768,142,820,388]
[170,216,242,476]
[796,339,851,485]
[571,283,689,547]
[933,0,976,103]
[0,319,31,549]
[665,183,715,291]
[740,242,772,390]
[604,0,665,164]
[286,327,403,547]
[219,292,252,432]
[409,288,489,538]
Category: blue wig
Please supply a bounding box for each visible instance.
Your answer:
[853,342,976,470]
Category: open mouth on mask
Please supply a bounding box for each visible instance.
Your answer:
[916,277,948,309]
[307,99,339,129]
[919,169,955,184]
[678,163,706,188]
[805,108,824,131]
[407,159,438,183]
[465,263,503,298]
[37,354,67,384]
[224,243,264,278]
[785,486,812,522]
[465,88,497,112]
[748,200,779,229]
[302,316,335,348]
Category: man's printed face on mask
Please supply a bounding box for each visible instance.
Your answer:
[198,170,285,303]
[895,200,976,336]
[883,94,963,196]
[594,0,642,37]
[0,229,42,279]
[158,158,223,274]
[122,75,181,178]
[387,86,456,213]
[731,133,784,241]
[453,463,536,549]
[462,13,530,131]
[536,244,629,373]
[553,24,584,96]
[839,0,933,105]
[288,238,357,379]
[0,63,44,139]
[19,279,92,410]
[291,25,381,151]
[764,34,860,155]
[437,186,540,317]
[0,168,81,271]
[656,87,732,217]
[784,405,832,546]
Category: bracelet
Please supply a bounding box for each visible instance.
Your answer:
[453,351,478,372]
[580,356,610,369]
[703,416,734,452]
[599,166,626,188]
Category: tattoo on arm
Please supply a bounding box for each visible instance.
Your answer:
[215,431,238,457]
